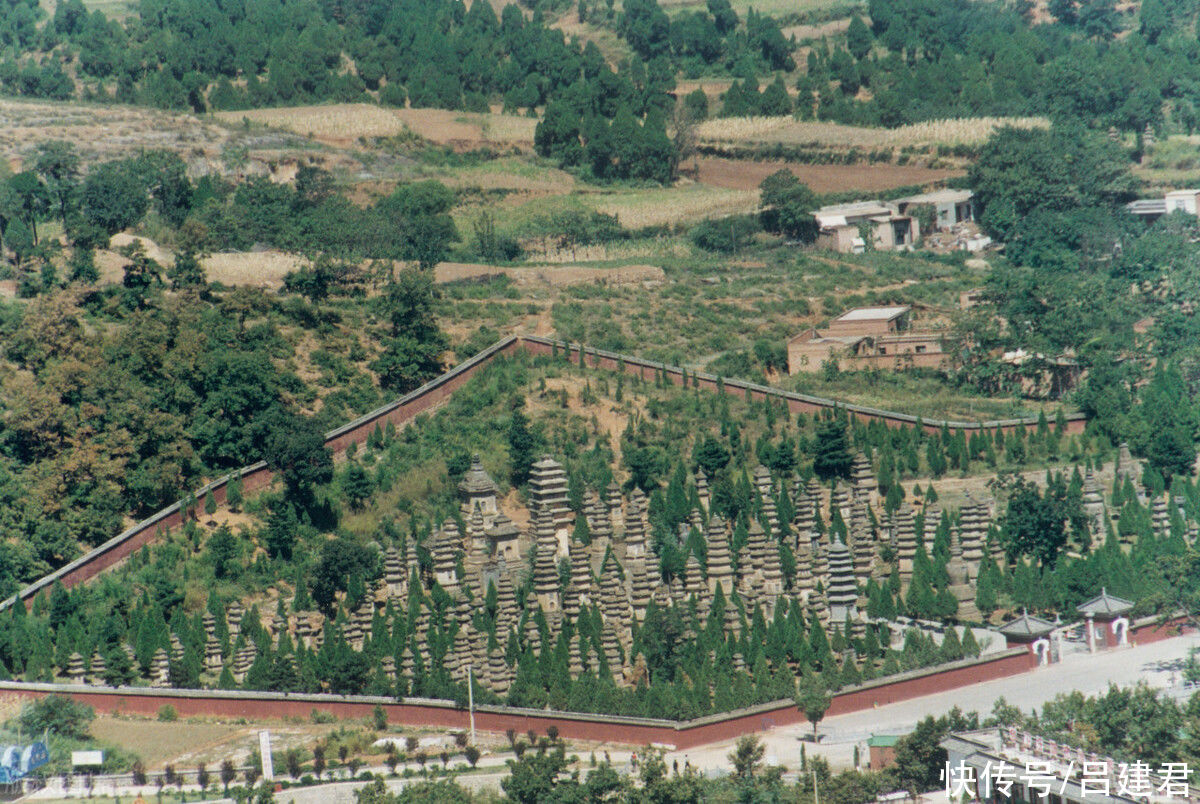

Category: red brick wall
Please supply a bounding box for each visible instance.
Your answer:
[0,649,1035,750]
[7,337,526,609]
[3,333,1086,616]
[669,648,1036,748]
[1129,616,1194,645]
[521,337,1086,437]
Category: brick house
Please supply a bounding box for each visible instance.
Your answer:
[786,306,948,374]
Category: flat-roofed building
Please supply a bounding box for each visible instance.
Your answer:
[894,189,977,230]
[826,305,912,336]
[813,201,918,253]
[787,306,948,374]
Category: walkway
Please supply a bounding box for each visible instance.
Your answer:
[669,634,1200,773]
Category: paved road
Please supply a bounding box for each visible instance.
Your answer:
[669,635,1200,774]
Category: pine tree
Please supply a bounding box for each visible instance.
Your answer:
[940,627,963,661]
[846,15,872,60]
[227,472,243,512]
[507,401,538,486]
[813,419,853,480]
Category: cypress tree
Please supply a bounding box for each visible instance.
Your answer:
[940,627,964,661]
[227,471,244,512]
[961,627,981,658]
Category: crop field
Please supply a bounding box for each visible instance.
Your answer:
[41,0,136,21]
[435,157,577,194]
[550,12,634,64]
[781,18,853,40]
[694,156,963,193]
[656,0,861,20]
[0,98,230,166]
[454,182,759,235]
[1133,135,1200,187]
[215,104,538,150]
[216,103,409,144]
[696,115,1051,148]
[586,183,761,227]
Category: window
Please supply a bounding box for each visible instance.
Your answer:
[878,347,886,355]
[915,345,927,354]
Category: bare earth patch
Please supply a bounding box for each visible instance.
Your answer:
[436,262,664,286]
[89,717,249,769]
[217,104,538,150]
[0,98,230,168]
[694,157,964,194]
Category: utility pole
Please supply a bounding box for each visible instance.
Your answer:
[812,769,819,804]
[468,665,476,746]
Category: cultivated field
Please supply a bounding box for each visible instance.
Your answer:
[694,157,963,193]
[587,183,760,227]
[436,157,577,194]
[0,98,230,167]
[550,13,634,64]
[657,0,860,19]
[781,18,853,40]
[438,261,664,286]
[1134,135,1200,188]
[696,115,1051,148]
[216,104,538,150]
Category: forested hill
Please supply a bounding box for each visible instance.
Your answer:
[0,0,789,114]
[2,0,1199,138]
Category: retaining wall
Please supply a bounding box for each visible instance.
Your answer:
[0,648,1035,751]
[0,334,1084,613]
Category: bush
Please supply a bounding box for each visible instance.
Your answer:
[379,84,408,108]
[157,704,178,722]
[689,215,761,253]
[310,709,338,724]
[18,695,95,739]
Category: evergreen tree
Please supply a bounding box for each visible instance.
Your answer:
[813,419,852,481]
[508,400,539,486]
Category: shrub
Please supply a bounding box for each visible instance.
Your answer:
[689,215,760,253]
[157,704,178,722]
[18,695,95,739]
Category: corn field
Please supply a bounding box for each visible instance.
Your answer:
[696,115,1050,148]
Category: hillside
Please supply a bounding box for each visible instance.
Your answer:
[3,346,1163,724]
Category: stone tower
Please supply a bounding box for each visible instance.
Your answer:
[528,455,572,535]
[825,536,858,629]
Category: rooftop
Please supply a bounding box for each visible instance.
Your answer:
[1126,198,1167,215]
[835,306,911,323]
[458,456,498,496]
[895,188,974,205]
[1076,588,1134,617]
[867,734,900,748]
[998,609,1056,638]
[815,200,892,216]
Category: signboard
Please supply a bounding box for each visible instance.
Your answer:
[71,750,104,767]
[259,731,273,782]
